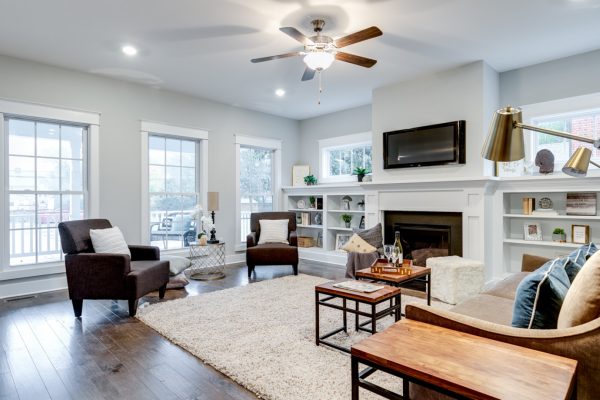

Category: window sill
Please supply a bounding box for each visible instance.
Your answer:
[0,262,66,281]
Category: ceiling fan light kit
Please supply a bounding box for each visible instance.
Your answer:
[251,19,382,81]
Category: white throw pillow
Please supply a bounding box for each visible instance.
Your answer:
[258,219,289,245]
[90,226,131,257]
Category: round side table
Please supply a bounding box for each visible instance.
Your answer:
[188,242,226,280]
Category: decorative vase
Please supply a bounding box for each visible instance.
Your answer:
[552,233,566,243]
[199,236,208,246]
[345,222,351,228]
[357,174,365,182]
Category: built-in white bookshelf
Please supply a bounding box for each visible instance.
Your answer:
[502,189,600,271]
[283,186,368,265]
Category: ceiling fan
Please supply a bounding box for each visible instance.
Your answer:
[251,19,382,81]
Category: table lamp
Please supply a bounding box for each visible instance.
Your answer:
[482,106,600,177]
[207,192,219,244]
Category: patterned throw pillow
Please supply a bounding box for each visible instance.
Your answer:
[342,234,377,253]
[90,226,131,257]
[353,223,383,249]
[512,258,571,329]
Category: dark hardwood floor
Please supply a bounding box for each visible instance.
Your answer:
[0,261,346,400]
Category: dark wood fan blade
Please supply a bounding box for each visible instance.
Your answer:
[335,26,382,48]
[279,27,314,45]
[251,52,301,63]
[335,52,377,68]
[301,67,316,81]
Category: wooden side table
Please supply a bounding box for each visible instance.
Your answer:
[351,319,577,400]
[356,265,432,306]
[188,242,226,280]
[315,281,401,354]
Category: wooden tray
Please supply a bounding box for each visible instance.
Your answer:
[370,258,413,275]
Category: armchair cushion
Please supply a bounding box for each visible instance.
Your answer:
[246,243,298,266]
[90,226,131,256]
[257,219,289,244]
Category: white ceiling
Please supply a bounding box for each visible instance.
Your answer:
[1,0,600,120]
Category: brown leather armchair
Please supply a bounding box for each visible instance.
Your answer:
[58,219,170,317]
[246,212,299,277]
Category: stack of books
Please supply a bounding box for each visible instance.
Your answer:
[522,197,535,215]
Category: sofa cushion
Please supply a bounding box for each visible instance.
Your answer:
[482,272,530,300]
[246,243,298,266]
[342,234,376,253]
[161,255,191,276]
[512,258,570,329]
[558,250,600,328]
[451,294,515,326]
[90,226,131,257]
[126,260,170,298]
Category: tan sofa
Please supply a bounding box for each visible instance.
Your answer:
[406,254,600,400]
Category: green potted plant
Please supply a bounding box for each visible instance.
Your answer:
[353,167,369,182]
[197,231,208,246]
[341,214,352,228]
[552,228,566,242]
[304,175,317,185]
[309,196,316,209]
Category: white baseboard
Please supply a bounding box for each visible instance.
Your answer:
[0,273,67,300]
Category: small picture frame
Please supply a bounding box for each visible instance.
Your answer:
[359,216,365,230]
[335,233,352,251]
[524,223,542,241]
[572,224,590,244]
[292,165,310,187]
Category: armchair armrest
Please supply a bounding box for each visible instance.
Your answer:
[64,253,131,299]
[129,245,160,261]
[289,230,298,247]
[247,232,258,248]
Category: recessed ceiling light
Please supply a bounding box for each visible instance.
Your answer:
[275,89,285,97]
[121,45,138,56]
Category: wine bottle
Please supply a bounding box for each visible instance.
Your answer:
[393,231,403,267]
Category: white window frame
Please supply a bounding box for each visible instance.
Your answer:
[235,135,282,251]
[522,93,600,172]
[141,121,208,256]
[318,132,372,183]
[0,99,100,280]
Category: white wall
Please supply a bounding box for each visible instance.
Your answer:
[0,55,300,257]
[500,48,600,107]
[298,104,371,176]
[372,61,496,182]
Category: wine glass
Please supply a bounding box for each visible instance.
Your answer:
[383,245,393,266]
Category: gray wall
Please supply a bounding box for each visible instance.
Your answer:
[298,104,371,175]
[0,55,300,256]
[372,61,497,182]
[500,48,600,106]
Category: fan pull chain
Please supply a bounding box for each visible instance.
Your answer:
[317,70,323,105]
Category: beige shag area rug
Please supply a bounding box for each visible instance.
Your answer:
[137,274,450,400]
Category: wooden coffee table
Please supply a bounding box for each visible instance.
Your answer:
[315,281,402,354]
[351,319,577,400]
[355,265,431,306]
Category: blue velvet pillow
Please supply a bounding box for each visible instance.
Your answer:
[567,243,598,268]
[512,258,571,329]
[538,256,581,284]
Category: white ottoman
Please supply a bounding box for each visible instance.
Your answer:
[426,255,484,305]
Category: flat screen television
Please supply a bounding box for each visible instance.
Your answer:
[383,120,466,169]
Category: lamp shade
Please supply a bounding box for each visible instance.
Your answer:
[482,106,525,162]
[207,192,219,211]
[562,147,592,178]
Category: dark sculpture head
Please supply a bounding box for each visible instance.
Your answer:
[535,149,555,174]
